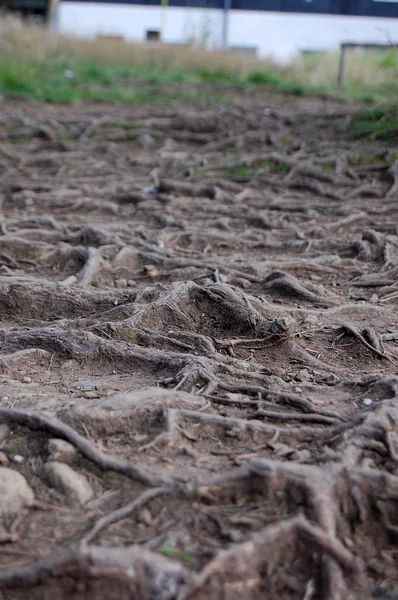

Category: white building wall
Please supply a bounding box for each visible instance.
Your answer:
[57,2,398,60]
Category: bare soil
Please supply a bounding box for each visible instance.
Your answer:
[0,89,398,600]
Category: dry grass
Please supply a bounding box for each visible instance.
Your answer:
[285,48,398,87]
[0,14,280,77]
[75,37,277,77]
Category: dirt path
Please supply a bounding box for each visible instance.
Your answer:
[0,90,397,599]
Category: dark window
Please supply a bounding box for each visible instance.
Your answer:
[146,30,160,40]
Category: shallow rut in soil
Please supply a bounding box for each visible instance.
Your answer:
[0,90,398,599]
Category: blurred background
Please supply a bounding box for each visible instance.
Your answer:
[55,0,398,61]
[0,0,398,110]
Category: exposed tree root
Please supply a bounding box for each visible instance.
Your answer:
[0,277,132,319]
[386,160,398,198]
[139,406,330,452]
[213,382,340,418]
[78,247,103,287]
[0,543,195,597]
[252,409,337,425]
[177,514,360,600]
[335,323,392,361]
[0,408,166,486]
[262,271,338,307]
[81,487,169,545]
[2,97,398,600]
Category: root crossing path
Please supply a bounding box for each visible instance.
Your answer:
[0,91,397,599]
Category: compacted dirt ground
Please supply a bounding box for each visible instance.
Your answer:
[0,88,398,600]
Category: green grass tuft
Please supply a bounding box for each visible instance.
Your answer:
[246,70,282,85]
[351,105,398,141]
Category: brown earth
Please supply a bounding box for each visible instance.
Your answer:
[0,88,397,600]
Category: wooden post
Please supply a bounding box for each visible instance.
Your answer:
[45,0,59,26]
[222,0,231,49]
[338,43,347,88]
[160,0,168,42]
[338,42,398,87]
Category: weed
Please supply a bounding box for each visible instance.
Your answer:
[7,138,28,145]
[161,536,198,566]
[223,165,263,178]
[117,312,130,321]
[350,105,398,141]
[319,164,335,174]
[198,68,237,82]
[274,161,289,173]
[247,70,282,85]
[378,49,398,70]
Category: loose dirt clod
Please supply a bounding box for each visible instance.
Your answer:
[0,91,398,599]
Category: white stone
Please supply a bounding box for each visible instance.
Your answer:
[115,278,127,288]
[0,468,34,516]
[43,463,93,504]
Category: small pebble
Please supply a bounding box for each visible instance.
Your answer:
[296,369,311,382]
[13,455,24,464]
[61,359,79,372]
[296,231,305,240]
[115,278,127,289]
[142,185,157,194]
[127,280,137,287]
[59,275,77,287]
[83,391,101,399]
[143,264,158,277]
[226,429,239,438]
[228,529,243,542]
[294,449,312,463]
[234,277,251,289]
[47,439,76,465]
[363,398,373,407]
[22,377,32,384]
